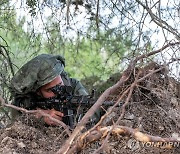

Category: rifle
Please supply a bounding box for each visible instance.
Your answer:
[36,85,118,128]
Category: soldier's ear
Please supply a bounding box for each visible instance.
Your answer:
[36,88,42,96]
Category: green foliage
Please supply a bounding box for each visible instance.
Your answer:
[36,17,130,80]
[0,9,42,70]
[64,38,104,79]
[63,31,131,80]
[0,1,134,83]
[41,27,130,80]
[26,0,37,16]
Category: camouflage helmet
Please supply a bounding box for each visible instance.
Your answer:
[10,54,65,94]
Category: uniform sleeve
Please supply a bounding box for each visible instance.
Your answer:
[69,78,88,96]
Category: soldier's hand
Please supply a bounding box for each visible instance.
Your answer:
[35,109,64,126]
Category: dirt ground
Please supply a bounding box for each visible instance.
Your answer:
[0,63,180,154]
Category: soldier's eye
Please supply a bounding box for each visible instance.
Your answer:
[46,88,52,92]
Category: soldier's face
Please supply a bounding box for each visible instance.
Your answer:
[38,75,64,98]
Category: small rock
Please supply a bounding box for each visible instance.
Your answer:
[31,142,38,148]
[170,97,179,107]
[158,125,164,131]
[119,120,133,127]
[1,147,14,154]
[17,142,26,148]
[124,113,135,120]
[102,111,116,125]
[1,137,11,144]
[172,133,180,141]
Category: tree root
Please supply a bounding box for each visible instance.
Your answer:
[68,125,180,153]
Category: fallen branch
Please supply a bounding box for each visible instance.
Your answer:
[93,71,140,154]
[68,125,180,153]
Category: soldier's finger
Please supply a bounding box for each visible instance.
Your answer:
[52,114,63,121]
[53,110,64,117]
[44,117,58,126]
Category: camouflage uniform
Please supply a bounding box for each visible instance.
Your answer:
[10,54,89,121]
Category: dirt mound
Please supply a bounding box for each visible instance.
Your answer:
[79,63,180,154]
[0,115,68,154]
[0,62,180,154]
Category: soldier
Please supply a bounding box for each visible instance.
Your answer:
[10,54,90,126]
